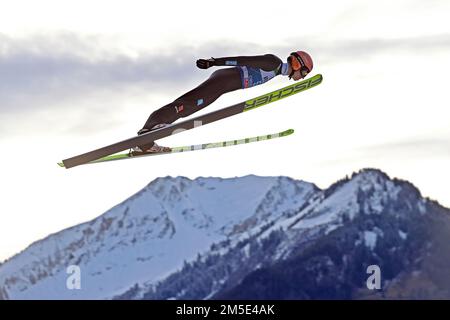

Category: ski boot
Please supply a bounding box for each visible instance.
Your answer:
[130,124,172,156]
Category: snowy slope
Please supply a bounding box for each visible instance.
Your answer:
[119,169,449,300]
[0,175,317,299]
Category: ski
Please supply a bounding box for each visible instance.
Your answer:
[61,73,322,169]
[58,129,294,167]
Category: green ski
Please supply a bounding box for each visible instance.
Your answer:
[61,74,322,169]
[58,129,294,167]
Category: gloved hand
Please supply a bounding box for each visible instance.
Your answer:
[196,57,216,69]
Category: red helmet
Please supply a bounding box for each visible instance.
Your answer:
[288,50,313,79]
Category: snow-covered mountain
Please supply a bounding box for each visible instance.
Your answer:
[0,175,317,299]
[1,169,449,300]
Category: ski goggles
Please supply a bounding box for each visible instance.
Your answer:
[288,52,310,79]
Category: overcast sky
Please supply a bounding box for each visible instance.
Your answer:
[1,0,449,261]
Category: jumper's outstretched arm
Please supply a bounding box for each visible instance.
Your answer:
[197,54,282,71]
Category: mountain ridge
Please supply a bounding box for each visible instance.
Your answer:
[1,168,449,300]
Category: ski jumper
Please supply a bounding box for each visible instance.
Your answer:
[141,54,289,131]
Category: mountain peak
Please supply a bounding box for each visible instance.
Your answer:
[351,168,423,202]
[352,168,391,181]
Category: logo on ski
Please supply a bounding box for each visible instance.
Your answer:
[244,74,322,111]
